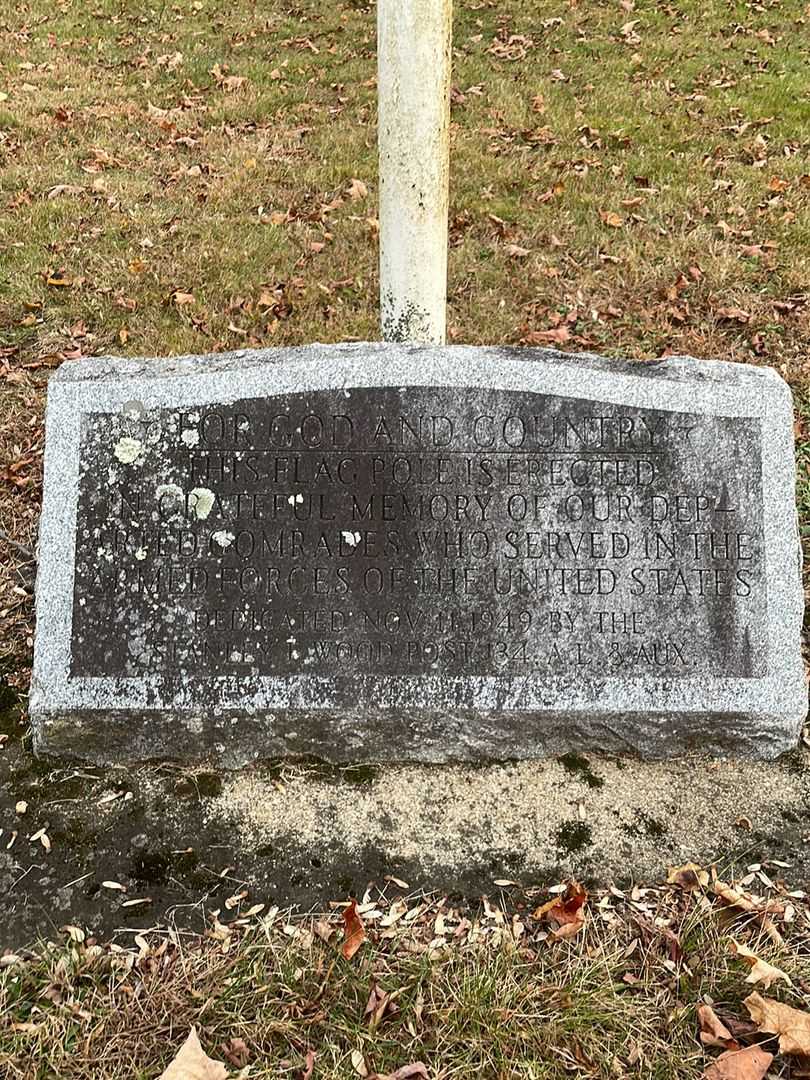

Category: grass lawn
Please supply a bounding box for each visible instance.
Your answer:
[2,868,810,1079]
[1,0,809,669]
[1,0,810,1075]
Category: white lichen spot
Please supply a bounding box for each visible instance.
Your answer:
[181,428,200,448]
[134,547,148,561]
[108,466,119,484]
[113,437,143,464]
[78,598,86,607]
[212,530,235,549]
[288,493,304,506]
[156,482,183,504]
[290,650,300,660]
[189,487,215,520]
[342,530,362,547]
[188,411,200,422]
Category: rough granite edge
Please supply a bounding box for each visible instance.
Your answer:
[51,342,791,394]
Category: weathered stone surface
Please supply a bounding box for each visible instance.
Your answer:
[31,343,806,763]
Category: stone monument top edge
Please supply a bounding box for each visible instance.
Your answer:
[47,341,789,398]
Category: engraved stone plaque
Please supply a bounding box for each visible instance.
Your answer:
[31,344,806,763]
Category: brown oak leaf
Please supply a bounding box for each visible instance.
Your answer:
[698,1004,738,1050]
[342,899,366,961]
[703,1045,773,1080]
[745,992,810,1055]
[533,881,588,938]
[159,1028,228,1080]
[730,941,792,989]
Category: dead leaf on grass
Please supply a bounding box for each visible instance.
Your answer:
[523,324,571,345]
[713,880,785,917]
[599,210,623,228]
[46,184,84,199]
[698,1004,738,1049]
[744,992,810,1055]
[703,1045,773,1080]
[533,881,588,938]
[364,982,399,1029]
[369,1065,429,1080]
[342,898,366,960]
[221,1036,249,1067]
[347,178,368,200]
[210,63,248,92]
[668,863,709,890]
[715,307,751,325]
[730,940,792,989]
[351,1049,368,1076]
[159,1028,228,1080]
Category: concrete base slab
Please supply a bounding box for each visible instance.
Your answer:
[1,737,809,948]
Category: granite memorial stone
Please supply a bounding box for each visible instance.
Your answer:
[31,343,806,764]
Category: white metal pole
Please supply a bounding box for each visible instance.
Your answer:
[377,0,452,344]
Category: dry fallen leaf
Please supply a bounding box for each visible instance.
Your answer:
[47,184,84,199]
[698,1003,738,1049]
[730,940,792,989]
[715,306,751,324]
[703,1045,773,1080]
[504,243,531,258]
[668,863,709,890]
[522,323,573,345]
[533,881,588,938]
[222,1036,249,1067]
[369,1065,430,1080]
[713,880,784,916]
[745,992,810,1055]
[342,899,366,960]
[351,1048,368,1076]
[599,209,623,228]
[347,178,368,200]
[159,1028,228,1080]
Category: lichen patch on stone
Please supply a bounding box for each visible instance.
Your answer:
[189,487,215,520]
[212,530,235,549]
[156,483,183,503]
[113,437,143,464]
